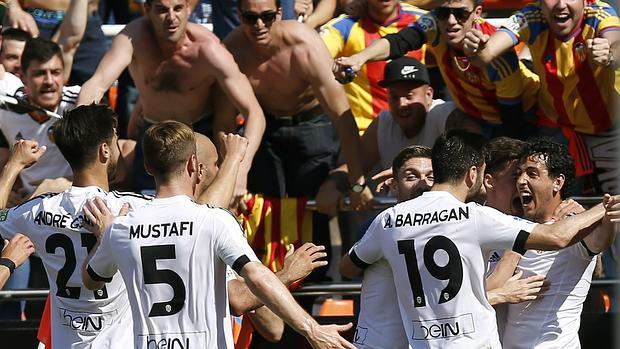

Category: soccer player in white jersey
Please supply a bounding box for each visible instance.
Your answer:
[0,38,78,197]
[0,104,151,348]
[501,138,618,349]
[345,145,434,349]
[340,130,618,348]
[83,121,355,349]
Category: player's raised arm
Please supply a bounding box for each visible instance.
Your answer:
[238,261,355,349]
[523,196,620,251]
[77,27,135,105]
[464,28,515,66]
[54,0,88,83]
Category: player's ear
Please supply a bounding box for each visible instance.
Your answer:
[483,172,493,191]
[99,142,110,163]
[553,174,565,195]
[187,153,199,177]
[465,165,477,187]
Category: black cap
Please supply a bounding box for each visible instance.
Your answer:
[379,57,430,87]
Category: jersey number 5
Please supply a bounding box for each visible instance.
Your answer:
[398,236,463,307]
[140,245,187,317]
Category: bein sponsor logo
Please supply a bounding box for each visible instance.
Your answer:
[412,313,475,340]
[140,332,205,349]
[59,308,117,332]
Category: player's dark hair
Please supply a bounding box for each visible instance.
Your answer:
[519,137,575,199]
[237,0,281,11]
[1,28,31,43]
[392,145,432,180]
[431,130,488,184]
[485,137,525,175]
[21,37,63,73]
[54,104,118,172]
[143,121,196,183]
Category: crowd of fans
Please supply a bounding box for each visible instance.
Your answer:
[0,0,618,348]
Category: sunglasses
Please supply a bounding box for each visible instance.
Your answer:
[433,7,474,23]
[241,10,277,25]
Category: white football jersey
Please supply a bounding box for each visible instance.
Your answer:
[87,195,260,349]
[0,85,79,194]
[502,240,596,349]
[354,258,410,349]
[0,186,151,349]
[351,191,536,349]
[0,72,23,95]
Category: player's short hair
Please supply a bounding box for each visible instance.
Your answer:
[1,28,31,43]
[519,137,575,199]
[21,37,63,73]
[54,104,118,172]
[237,0,282,11]
[392,145,432,180]
[431,130,487,184]
[485,137,525,175]
[143,121,196,182]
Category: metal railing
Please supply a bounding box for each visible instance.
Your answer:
[1,279,617,301]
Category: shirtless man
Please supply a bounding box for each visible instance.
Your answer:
[223,0,371,209]
[77,0,265,195]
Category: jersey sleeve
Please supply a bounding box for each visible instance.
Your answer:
[212,208,259,274]
[499,8,532,45]
[319,16,347,58]
[411,14,437,45]
[594,8,620,37]
[349,210,391,269]
[86,224,120,283]
[0,201,37,240]
[473,205,537,254]
[488,50,526,105]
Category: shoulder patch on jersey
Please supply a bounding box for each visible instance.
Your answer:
[415,14,436,33]
[0,209,9,222]
[111,190,153,201]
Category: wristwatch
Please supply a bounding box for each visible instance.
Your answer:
[0,257,16,275]
[350,182,367,193]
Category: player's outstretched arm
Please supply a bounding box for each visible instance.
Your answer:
[524,198,616,250]
[228,243,327,315]
[0,140,46,209]
[77,29,134,106]
[339,254,363,279]
[240,261,355,349]
[53,0,88,83]
[0,234,35,289]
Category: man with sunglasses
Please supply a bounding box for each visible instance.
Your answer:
[463,0,620,197]
[223,0,372,210]
[77,0,265,199]
[333,0,539,140]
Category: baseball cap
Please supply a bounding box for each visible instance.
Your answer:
[379,57,430,87]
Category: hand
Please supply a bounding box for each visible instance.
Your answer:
[8,139,47,169]
[586,38,612,66]
[333,56,364,84]
[603,194,620,223]
[371,168,394,195]
[315,179,344,217]
[6,4,39,37]
[220,133,249,162]
[463,28,489,57]
[294,0,313,19]
[349,186,374,211]
[495,271,547,304]
[2,234,35,268]
[307,322,356,349]
[83,197,130,240]
[279,243,328,285]
[551,198,585,221]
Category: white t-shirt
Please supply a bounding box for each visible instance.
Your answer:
[350,191,536,349]
[377,100,455,169]
[502,240,596,349]
[87,195,260,349]
[0,85,79,194]
[0,71,23,95]
[354,258,410,349]
[0,186,151,349]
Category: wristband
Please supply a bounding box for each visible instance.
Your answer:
[0,257,16,275]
